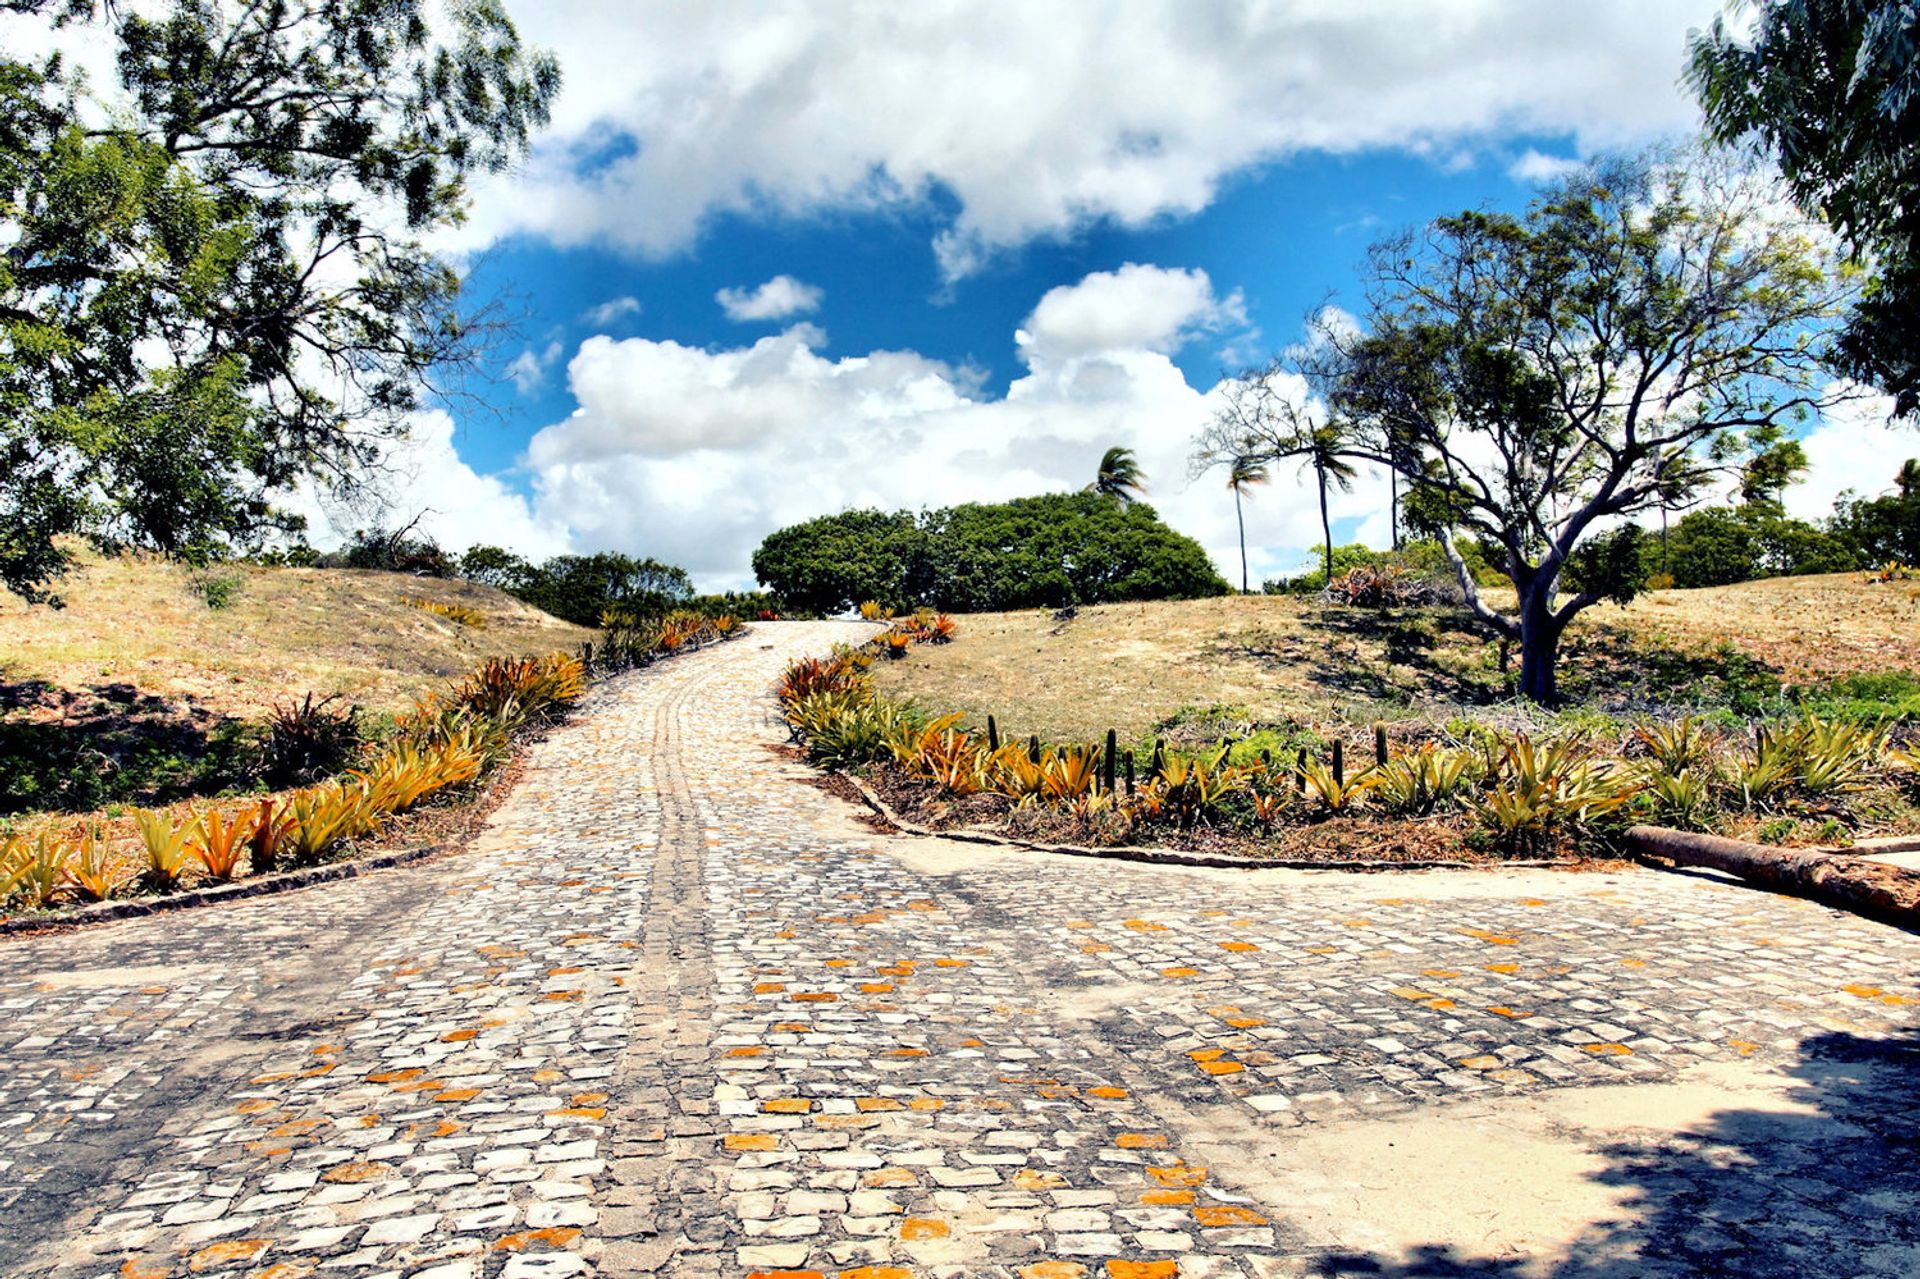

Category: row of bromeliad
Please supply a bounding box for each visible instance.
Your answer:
[779,642,1920,856]
[0,610,748,914]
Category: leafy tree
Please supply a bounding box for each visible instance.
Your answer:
[1831,457,1920,563]
[1668,505,1859,587]
[0,1,559,601]
[458,545,533,592]
[1314,152,1851,702]
[331,525,454,577]
[918,493,1226,611]
[1737,429,1811,508]
[1690,1,1920,416]
[752,509,925,616]
[511,554,694,627]
[1087,446,1149,504]
[1225,455,1270,593]
[751,495,1227,614]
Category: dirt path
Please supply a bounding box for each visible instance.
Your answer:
[4,622,1917,1278]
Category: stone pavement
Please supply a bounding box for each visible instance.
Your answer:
[3,621,1918,1279]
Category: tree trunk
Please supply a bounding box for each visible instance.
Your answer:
[1390,470,1400,551]
[1628,827,1920,928]
[1234,487,1248,593]
[1517,585,1564,704]
[1316,461,1333,586]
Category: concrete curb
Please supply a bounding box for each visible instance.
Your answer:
[0,841,450,935]
[842,773,1575,873]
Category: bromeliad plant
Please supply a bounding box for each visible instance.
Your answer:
[2,829,71,909]
[1298,755,1380,815]
[63,825,124,903]
[190,806,255,881]
[1371,744,1477,817]
[135,808,197,890]
[1468,736,1634,856]
[281,782,381,866]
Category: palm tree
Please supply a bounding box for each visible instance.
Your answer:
[1226,455,1269,593]
[1306,424,1357,587]
[1088,446,1148,504]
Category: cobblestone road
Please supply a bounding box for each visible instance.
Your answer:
[5,622,1918,1279]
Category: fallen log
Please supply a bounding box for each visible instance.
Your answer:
[1627,825,1920,930]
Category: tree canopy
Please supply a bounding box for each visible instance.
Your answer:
[752,493,1228,615]
[1690,0,1920,417]
[456,547,693,627]
[1200,151,1853,702]
[0,0,559,601]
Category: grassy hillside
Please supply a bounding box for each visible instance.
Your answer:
[0,549,593,718]
[0,551,595,816]
[872,574,1920,742]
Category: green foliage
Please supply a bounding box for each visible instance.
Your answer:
[1690,2,1920,415]
[1468,736,1634,855]
[458,544,531,590]
[186,567,242,610]
[1667,505,1860,587]
[753,494,1228,615]
[509,554,692,627]
[1372,744,1479,816]
[1803,670,1920,722]
[1562,524,1650,606]
[1830,459,1920,564]
[1088,446,1149,504]
[0,701,261,817]
[326,528,455,577]
[264,695,363,789]
[0,3,559,601]
[753,509,926,616]
[921,494,1228,612]
[1313,149,1848,703]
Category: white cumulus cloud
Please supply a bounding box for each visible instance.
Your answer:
[516,264,1386,587]
[1016,263,1246,363]
[1786,390,1920,522]
[282,411,572,560]
[505,340,564,395]
[716,275,825,322]
[446,0,1722,276]
[581,295,643,327]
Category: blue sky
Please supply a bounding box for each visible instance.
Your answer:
[455,146,1547,476]
[322,0,1910,591]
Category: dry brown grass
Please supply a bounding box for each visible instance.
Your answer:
[0,548,594,717]
[870,574,1920,741]
[1610,573,1920,681]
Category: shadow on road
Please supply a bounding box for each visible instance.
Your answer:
[1299,1031,1920,1278]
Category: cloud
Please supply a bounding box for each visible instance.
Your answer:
[516,265,1384,588]
[581,295,642,327]
[505,339,564,395]
[1015,263,1246,363]
[716,275,825,322]
[281,411,572,560]
[1785,390,1919,521]
[1508,148,1586,184]
[446,0,1720,276]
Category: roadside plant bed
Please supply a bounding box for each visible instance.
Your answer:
[779,636,1920,867]
[0,617,747,926]
[849,766,1576,867]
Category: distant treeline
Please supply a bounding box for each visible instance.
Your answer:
[259,530,773,627]
[1269,458,1920,595]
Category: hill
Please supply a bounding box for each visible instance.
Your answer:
[871,573,1920,742]
[0,549,593,720]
